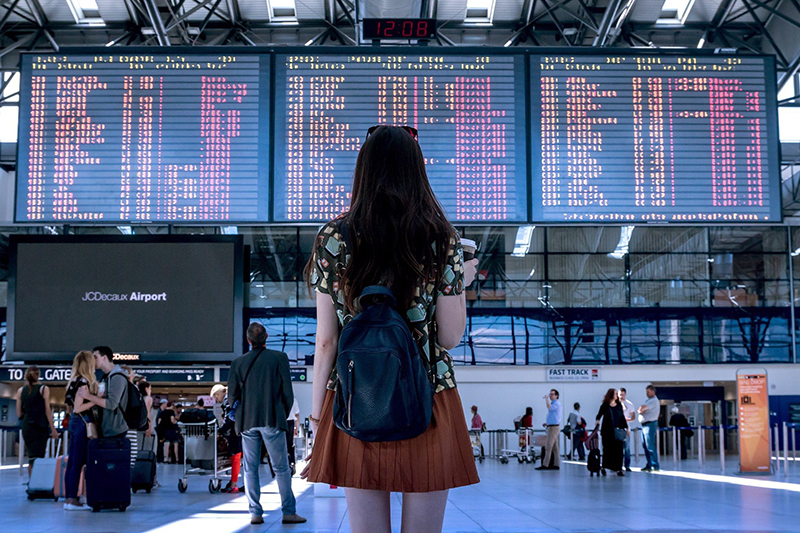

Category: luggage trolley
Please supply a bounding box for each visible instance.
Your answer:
[500,428,544,464]
[177,420,225,494]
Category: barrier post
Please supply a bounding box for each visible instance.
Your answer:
[793,425,797,461]
[720,426,725,473]
[773,424,781,474]
[672,427,678,467]
[784,422,790,476]
[656,427,661,462]
[698,428,704,469]
[634,428,640,463]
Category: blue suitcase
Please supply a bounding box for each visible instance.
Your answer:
[86,437,131,512]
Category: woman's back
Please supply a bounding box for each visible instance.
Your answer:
[21,384,46,425]
[312,221,462,393]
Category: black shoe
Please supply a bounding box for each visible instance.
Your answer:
[601,468,607,476]
[250,516,264,525]
[652,468,660,472]
[617,470,625,476]
[641,467,652,472]
[551,466,560,470]
[625,467,632,472]
[534,466,550,470]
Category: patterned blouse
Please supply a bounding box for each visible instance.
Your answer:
[310,220,465,394]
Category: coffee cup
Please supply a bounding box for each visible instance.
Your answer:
[461,238,478,261]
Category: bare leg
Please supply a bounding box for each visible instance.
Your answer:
[401,490,449,533]
[163,442,170,462]
[345,488,391,533]
[173,443,179,463]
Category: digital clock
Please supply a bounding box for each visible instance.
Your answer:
[362,18,436,40]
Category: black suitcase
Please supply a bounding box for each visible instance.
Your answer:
[131,450,156,493]
[587,449,602,476]
[86,437,131,512]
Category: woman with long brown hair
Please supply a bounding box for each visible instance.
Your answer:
[595,387,628,477]
[63,350,98,510]
[302,125,480,533]
[14,365,59,477]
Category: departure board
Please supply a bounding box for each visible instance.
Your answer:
[273,53,528,222]
[531,54,780,222]
[16,53,270,223]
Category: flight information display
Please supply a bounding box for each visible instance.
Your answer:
[273,53,528,222]
[16,53,270,223]
[531,54,779,222]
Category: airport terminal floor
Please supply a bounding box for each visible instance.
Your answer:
[2,456,799,532]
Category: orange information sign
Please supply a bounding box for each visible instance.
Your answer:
[736,372,771,473]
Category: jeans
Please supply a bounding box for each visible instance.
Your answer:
[572,432,585,460]
[622,434,631,469]
[642,421,660,469]
[65,415,88,500]
[241,426,296,517]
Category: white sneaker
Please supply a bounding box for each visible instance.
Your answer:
[64,503,92,511]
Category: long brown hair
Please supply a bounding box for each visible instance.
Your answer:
[603,388,618,405]
[306,126,454,314]
[25,366,39,387]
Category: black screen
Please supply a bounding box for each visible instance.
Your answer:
[273,53,529,222]
[8,237,242,362]
[16,53,269,223]
[531,54,780,222]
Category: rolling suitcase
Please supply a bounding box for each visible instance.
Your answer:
[26,437,61,501]
[587,449,602,476]
[26,456,58,501]
[131,449,157,493]
[86,437,131,512]
[54,454,69,500]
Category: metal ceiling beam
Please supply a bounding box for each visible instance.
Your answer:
[142,0,171,45]
[741,0,789,67]
[0,33,36,60]
[592,0,625,46]
[164,0,216,31]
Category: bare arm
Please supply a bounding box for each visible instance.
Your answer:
[73,385,94,414]
[435,258,477,350]
[311,291,339,430]
[41,386,59,439]
[14,388,22,419]
[435,293,467,350]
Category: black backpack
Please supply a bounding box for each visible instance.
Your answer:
[333,285,435,442]
[112,373,150,431]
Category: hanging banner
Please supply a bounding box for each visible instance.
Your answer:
[736,370,771,474]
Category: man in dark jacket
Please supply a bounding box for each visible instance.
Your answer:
[228,322,305,526]
[669,407,693,460]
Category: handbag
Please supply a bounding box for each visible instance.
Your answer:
[614,427,627,441]
[81,414,98,439]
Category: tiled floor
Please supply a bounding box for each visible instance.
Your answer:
[3,457,800,532]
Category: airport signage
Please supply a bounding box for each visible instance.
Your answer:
[0,366,214,383]
[546,368,601,382]
[0,366,72,382]
[218,367,307,383]
[736,371,771,473]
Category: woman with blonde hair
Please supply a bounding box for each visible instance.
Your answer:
[63,351,98,510]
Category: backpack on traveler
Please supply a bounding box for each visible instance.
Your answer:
[332,285,435,442]
[111,373,149,432]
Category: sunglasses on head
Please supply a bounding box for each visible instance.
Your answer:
[366,125,418,140]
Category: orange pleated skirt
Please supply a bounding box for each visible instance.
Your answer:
[307,388,480,493]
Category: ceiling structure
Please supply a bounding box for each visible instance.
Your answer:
[0,0,799,212]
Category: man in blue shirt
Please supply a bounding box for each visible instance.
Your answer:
[536,389,563,470]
